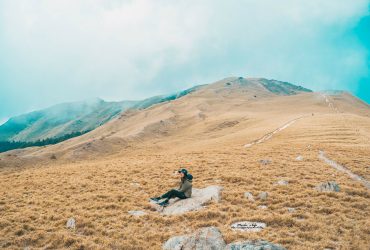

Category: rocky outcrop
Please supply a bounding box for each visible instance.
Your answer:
[151,186,223,215]
[163,227,285,250]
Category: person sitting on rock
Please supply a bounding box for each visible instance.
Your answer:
[150,168,193,207]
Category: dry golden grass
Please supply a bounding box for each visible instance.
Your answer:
[0,82,369,249]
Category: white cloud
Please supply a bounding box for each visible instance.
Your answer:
[0,0,369,118]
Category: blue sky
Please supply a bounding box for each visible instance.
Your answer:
[0,0,369,124]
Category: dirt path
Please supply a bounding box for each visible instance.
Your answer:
[244,116,305,148]
[319,150,370,190]
[320,93,339,113]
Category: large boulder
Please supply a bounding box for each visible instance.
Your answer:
[163,227,226,250]
[152,186,223,215]
[225,240,286,250]
[163,227,285,250]
[315,181,340,192]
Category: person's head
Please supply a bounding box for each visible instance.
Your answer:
[177,168,188,178]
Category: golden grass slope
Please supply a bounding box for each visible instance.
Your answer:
[0,78,369,249]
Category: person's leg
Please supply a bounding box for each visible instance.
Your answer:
[160,189,177,200]
[161,189,186,202]
[151,189,178,203]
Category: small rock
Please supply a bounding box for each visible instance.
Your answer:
[231,221,266,232]
[259,159,271,165]
[66,218,76,229]
[130,182,141,187]
[287,207,295,213]
[275,180,289,186]
[315,181,340,192]
[163,227,226,250]
[258,205,268,209]
[258,192,268,200]
[225,240,286,250]
[296,155,303,161]
[128,210,146,216]
[244,192,255,202]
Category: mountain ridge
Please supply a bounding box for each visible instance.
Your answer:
[0,77,366,155]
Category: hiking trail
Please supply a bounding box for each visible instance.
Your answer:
[319,150,370,190]
[244,116,305,148]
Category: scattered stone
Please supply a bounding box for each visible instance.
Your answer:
[130,182,141,188]
[275,180,289,186]
[152,186,223,215]
[258,205,268,210]
[66,218,76,229]
[315,181,340,192]
[128,210,146,216]
[225,240,286,250]
[295,155,303,161]
[287,207,296,213]
[258,192,268,200]
[231,221,266,232]
[244,192,255,202]
[259,159,271,165]
[163,227,226,250]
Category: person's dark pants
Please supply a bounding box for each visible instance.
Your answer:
[160,189,187,201]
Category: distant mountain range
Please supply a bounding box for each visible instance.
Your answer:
[0,77,312,152]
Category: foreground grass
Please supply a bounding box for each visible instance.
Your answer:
[1,138,369,249]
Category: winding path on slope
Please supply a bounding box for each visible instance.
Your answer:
[319,150,370,190]
[320,93,339,113]
[244,116,306,148]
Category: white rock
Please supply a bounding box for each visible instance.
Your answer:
[259,159,271,165]
[152,186,223,215]
[258,192,268,200]
[128,210,146,216]
[130,182,141,187]
[296,155,304,161]
[287,207,295,213]
[275,180,289,186]
[163,227,226,250]
[244,192,255,202]
[66,218,76,229]
[258,205,268,209]
[231,221,266,232]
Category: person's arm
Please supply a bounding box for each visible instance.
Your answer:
[178,180,191,193]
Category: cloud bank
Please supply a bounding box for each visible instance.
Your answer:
[0,0,369,122]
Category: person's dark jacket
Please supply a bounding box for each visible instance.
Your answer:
[178,177,192,198]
